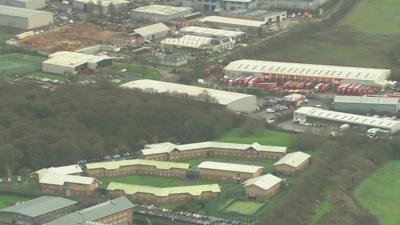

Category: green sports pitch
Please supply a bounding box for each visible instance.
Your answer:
[224,201,265,215]
[0,53,45,76]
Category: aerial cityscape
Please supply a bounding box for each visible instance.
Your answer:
[0,0,399,225]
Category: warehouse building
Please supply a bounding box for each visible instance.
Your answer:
[0,0,46,9]
[223,0,258,11]
[179,26,247,42]
[224,60,391,86]
[199,16,266,36]
[222,9,287,23]
[162,0,221,12]
[134,23,170,41]
[39,173,99,197]
[72,0,129,14]
[121,79,257,113]
[44,197,134,225]
[131,4,192,22]
[333,95,400,116]
[242,174,282,199]
[107,182,221,204]
[42,51,113,75]
[273,151,311,176]
[32,164,83,180]
[0,196,78,225]
[294,107,400,134]
[141,141,286,161]
[197,161,263,182]
[161,35,235,52]
[85,159,190,178]
[0,5,53,30]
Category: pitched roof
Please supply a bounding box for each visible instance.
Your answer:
[85,159,190,170]
[34,164,83,179]
[107,182,221,197]
[273,151,311,168]
[199,16,266,28]
[39,173,97,186]
[0,196,77,218]
[197,161,263,173]
[135,23,170,37]
[242,174,282,190]
[44,197,134,225]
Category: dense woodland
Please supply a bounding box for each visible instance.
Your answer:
[0,81,238,175]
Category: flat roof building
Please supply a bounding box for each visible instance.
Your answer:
[0,5,53,30]
[44,197,134,225]
[224,60,391,86]
[161,35,235,52]
[0,0,46,9]
[198,16,266,36]
[42,51,113,75]
[223,0,258,11]
[242,174,282,199]
[333,95,400,116]
[141,141,286,161]
[120,79,257,113]
[294,107,400,134]
[273,151,311,175]
[222,9,287,23]
[131,4,192,22]
[72,0,129,14]
[179,26,246,41]
[0,196,78,225]
[134,23,170,41]
[107,182,221,204]
[197,161,263,182]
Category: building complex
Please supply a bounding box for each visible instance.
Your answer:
[0,5,53,29]
[179,26,247,42]
[333,95,400,116]
[199,16,267,36]
[197,161,263,182]
[72,0,129,14]
[134,23,170,41]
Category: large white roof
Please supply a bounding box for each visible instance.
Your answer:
[180,26,245,38]
[0,5,53,17]
[132,4,192,16]
[242,173,282,190]
[273,151,311,168]
[74,0,128,6]
[34,164,83,179]
[134,23,170,37]
[161,35,213,49]
[224,60,391,84]
[334,95,400,105]
[120,79,255,106]
[197,161,263,173]
[141,141,287,156]
[44,51,112,68]
[39,173,96,186]
[199,16,266,28]
[294,107,400,131]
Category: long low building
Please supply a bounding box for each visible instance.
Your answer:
[242,174,282,200]
[32,164,83,180]
[197,161,263,182]
[131,4,192,22]
[42,51,113,75]
[0,5,53,29]
[333,95,400,116]
[294,107,400,134]
[0,0,46,9]
[198,16,266,36]
[273,151,311,175]
[161,35,235,52]
[120,79,257,113]
[39,173,99,197]
[224,60,391,86]
[85,159,190,178]
[107,182,221,204]
[134,23,170,41]
[72,0,129,14]
[141,141,286,161]
[179,26,247,42]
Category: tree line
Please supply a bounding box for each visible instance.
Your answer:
[0,81,238,176]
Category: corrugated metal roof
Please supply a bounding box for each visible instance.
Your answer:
[334,95,400,105]
[44,51,112,68]
[242,174,282,190]
[161,35,213,49]
[199,16,266,28]
[39,173,96,185]
[0,5,53,17]
[44,197,134,225]
[132,4,192,16]
[107,182,221,197]
[134,23,170,37]
[224,60,391,84]
[120,79,255,106]
[180,26,245,38]
[294,107,400,130]
[273,151,310,168]
[0,196,77,218]
[197,161,263,173]
[85,159,190,170]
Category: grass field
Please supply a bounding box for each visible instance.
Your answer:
[224,201,265,215]
[0,53,45,76]
[0,33,11,41]
[12,72,68,82]
[0,194,29,209]
[310,200,333,225]
[354,161,400,225]
[114,63,161,81]
[216,129,290,147]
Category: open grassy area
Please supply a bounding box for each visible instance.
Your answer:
[354,161,400,225]
[0,53,45,76]
[224,201,265,215]
[216,129,290,147]
[114,63,161,81]
[11,71,69,82]
[0,33,11,41]
[310,200,333,225]
[0,194,29,209]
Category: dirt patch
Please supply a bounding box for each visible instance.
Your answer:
[18,23,123,53]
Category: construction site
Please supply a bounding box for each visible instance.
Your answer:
[18,23,130,53]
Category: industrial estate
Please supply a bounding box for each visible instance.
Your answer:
[1,0,400,225]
